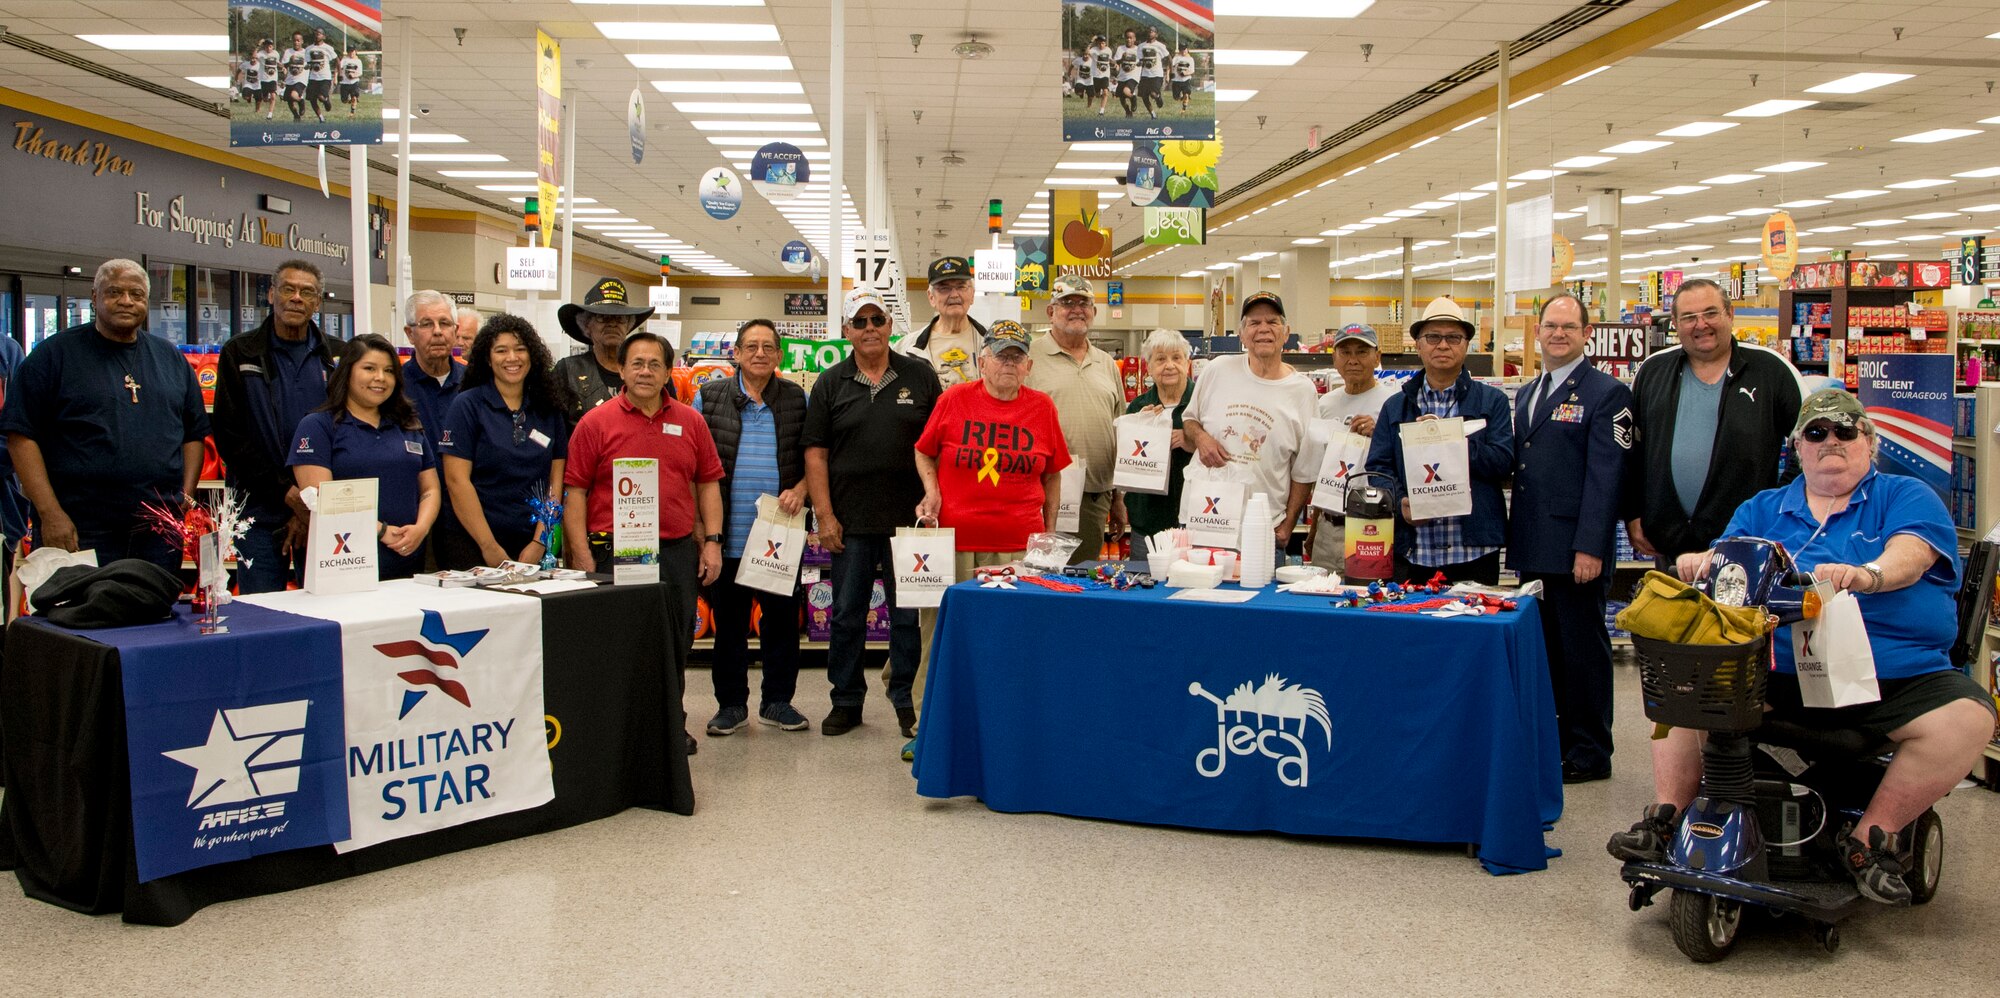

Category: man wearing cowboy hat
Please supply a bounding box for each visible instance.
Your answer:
[555,277,656,428]
[1363,296,1515,584]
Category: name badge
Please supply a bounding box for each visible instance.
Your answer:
[529,428,552,449]
[663,423,684,436]
[404,439,424,455]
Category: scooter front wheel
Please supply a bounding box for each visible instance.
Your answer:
[1670,890,1741,963]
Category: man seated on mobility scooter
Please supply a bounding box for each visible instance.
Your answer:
[1607,388,1996,905]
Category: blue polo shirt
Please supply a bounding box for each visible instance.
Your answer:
[437,384,569,542]
[401,357,463,454]
[269,330,332,457]
[1721,469,1958,678]
[724,375,784,559]
[287,409,436,530]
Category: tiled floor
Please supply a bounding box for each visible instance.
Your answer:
[5,660,1998,995]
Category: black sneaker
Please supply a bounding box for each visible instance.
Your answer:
[1842,826,1912,906]
[1606,803,1678,862]
[822,705,862,736]
[707,705,749,736]
[896,704,918,739]
[684,730,698,756]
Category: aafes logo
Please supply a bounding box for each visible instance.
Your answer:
[162,700,310,829]
[295,436,314,454]
[1188,675,1332,788]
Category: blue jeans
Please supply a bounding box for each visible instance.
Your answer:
[826,533,918,710]
[234,518,302,594]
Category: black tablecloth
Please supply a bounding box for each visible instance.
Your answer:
[0,581,691,925]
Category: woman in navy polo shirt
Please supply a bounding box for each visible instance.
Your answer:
[288,333,440,580]
[435,313,567,568]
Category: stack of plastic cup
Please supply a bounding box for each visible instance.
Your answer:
[1238,492,1275,588]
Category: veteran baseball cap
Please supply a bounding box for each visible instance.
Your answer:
[984,319,1032,355]
[928,256,974,284]
[1793,387,1866,435]
[1331,323,1378,347]
[1240,291,1286,318]
[1050,275,1095,302]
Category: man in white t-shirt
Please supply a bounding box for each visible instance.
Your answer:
[236,51,258,105]
[1171,46,1198,112]
[306,29,339,122]
[911,256,986,388]
[280,34,309,121]
[1112,30,1142,118]
[1089,37,1116,116]
[257,40,281,119]
[338,48,365,117]
[1182,291,1319,552]
[1137,27,1171,120]
[1307,323,1399,572]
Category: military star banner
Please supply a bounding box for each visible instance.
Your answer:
[243,583,553,853]
[227,0,385,148]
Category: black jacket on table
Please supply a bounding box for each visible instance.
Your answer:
[211,315,341,517]
[1622,344,1801,561]
[696,374,808,516]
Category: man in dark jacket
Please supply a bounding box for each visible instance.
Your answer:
[554,278,654,427]
[1364,297,1514,584]
[1623,278,1801,563]
[1508,294,1634,784]
[211,259,342,593]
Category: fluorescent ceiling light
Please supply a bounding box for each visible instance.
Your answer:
[1361,216,1399,224]
[1699,1,1769,30]
[1239,252,1276,261]
[1894,128,1982,144]
[1215,89,1258,102]
[1775,198,1830,208]
[1962,203,2000,213]
[1808,225,1855,234]
[1946,228,1994,236]
[1852,239,1898,246]
[1375,153,1400,163]
[690,120,820,131]
[1805,72,1913,94]
[1043,177,1119,186]
[1868,253,1907,259]
[1512,169,1567,181]
[1070,141,1132,152]
[1440,191,1487,202]
[1410,136,1439,149]
[1562,65,1611,86]
[1755,162,1824,174]
[1957,167,2000,178]
[1897,234,1943,243]
[1216,0,1375,15]
[437,170,537,179]
[1581,234,1610,242]
[1686,215,1735,223]
[1051,161,1128,170]
[1384,209,1425,218]
[595,22,779,41]
[1472,181,1526,191]
[398,153,507,162]
[1826,189,1888,199]
[1854,219,1905,226]
[652,80,804,94]
[1554,155,1615,169]
[1292,237,1325,245]
[1727,237,1762,244]
[1339,222,1377,230]
[1411,201,1453,210]
[1180,270,1206,278]
[1452,231,1491,239]
[670,101,812,115]
[1622,228,1656,236]
[1649,221,1692,229]
[1727,207,1773,216]
[1603,140,1671,154]
[580,219,639,226]
[382,133,468,144]
[704,135,825,146]
[1508,93,1543,109]
[627,54,793,70]
[1699,173,1762,185]
[1726,99,1816,117]
[1621,194,1661,204]
[1212,50,1306,66]
[1886,178,1954,189]
[1452,116,1488,132]
[1207,263,1235,270]
[1654,185,1709,196]
[1657,121,1738,137]
[78,34,225,51]
[184,76,231,90]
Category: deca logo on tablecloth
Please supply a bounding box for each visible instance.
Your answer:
[162,700,310,821]
[373,609,490,719]
[1187,675,1332,788]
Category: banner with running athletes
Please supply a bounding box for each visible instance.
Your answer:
[227,0,385,148]
[1061,1,1216,142]
[243,584,554,853]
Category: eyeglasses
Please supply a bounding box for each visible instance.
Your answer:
[849,314,889,328]
[98,287,148,303]
[1417,333,1468,346]
[410,318,455,332]
[1674,308,1726,327]
[986,352,1029,365]
[735,341,779,354]
[511,409,527,445]
[1800,422,1860,443]
[1053,299,1094,311]
[1538,322,1583,334]
[276,283,322,301]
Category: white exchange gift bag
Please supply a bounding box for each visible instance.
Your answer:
[1398,417,1473,521]
[890,522,956,609]
[733,494,807,596]
[1055,458,1086,532]
[1792,585,1880,708]
[1179,464,1248,549]
[1112,410,1173,495]
[1311,431,1372,514]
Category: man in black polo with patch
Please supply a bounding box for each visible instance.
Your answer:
[803,289,942,737]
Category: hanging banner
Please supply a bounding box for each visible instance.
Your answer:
[535,30,562,248]
[1127,142,1164,207]
[1551,233,1574,284]
[699,167,743,220]
[1505,194,1553,295]
[227,0,384,148]
[750,142,811,202]
[1061,1,1216,142]
[1143,205,1206,246]
[1150,135,1221,209]
[1762,210,1798,283]
[1053,189,1111,267]
[1960,236,1985,287]
[780,240,813,274]
[627,86,646,165]
[1015,235,1052,293]
[1855,353,1953,502]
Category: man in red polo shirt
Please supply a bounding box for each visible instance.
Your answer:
[565,330,725,755]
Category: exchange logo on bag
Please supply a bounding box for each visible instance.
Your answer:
[1187,674,1333,788]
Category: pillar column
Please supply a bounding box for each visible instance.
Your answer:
[1279,246,1331,347]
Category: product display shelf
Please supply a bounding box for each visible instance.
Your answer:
[1778,278,1949,383]
[1955,385,2000,770]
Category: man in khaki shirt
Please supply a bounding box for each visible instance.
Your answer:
[1028,275,1126,563]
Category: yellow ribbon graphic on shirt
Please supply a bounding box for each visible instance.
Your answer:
[977,447,1001,485]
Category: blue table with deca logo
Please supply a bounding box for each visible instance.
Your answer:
[912,581,1564,874]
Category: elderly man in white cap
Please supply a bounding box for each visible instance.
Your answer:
[1361,297,1515,584]
[1306,322,1399,573]
[1028,275,1127,563]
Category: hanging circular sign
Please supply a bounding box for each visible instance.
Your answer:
[698,167,742,220]
[1126,142,1163,207]
[627,87,646,165]
[780,240,813,274]
[1551,233,1574,284]
[749,142,811,202]
[1761,210,1798,282]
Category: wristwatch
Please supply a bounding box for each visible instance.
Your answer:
[703,533,723,544]
[1860,561,1884,593]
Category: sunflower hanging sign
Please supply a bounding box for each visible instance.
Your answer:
[1153,134,1221,209]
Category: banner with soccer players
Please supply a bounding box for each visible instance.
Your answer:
[227,0,385,148]
[1061,1,1215,142]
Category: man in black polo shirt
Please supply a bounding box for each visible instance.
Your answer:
[1,258,208,572]
[803,289,941,737]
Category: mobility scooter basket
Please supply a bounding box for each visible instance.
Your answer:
[1631,631,1773,732]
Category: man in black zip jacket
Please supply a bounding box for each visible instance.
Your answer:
[212,260,343,593]
[1623,278,1801,563]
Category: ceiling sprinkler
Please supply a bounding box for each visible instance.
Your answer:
[913,109,923,123]
[910,33,924,54]
[453,27,466,47]
[1361,43,1373,63]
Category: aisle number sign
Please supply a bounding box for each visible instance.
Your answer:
[534,31,561,248]
[1762,211,1798,283]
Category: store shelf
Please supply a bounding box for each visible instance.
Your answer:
[1956,439,1978,456]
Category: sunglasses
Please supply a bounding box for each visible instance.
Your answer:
[849,314,889,328]
[1800,422,1859,443]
